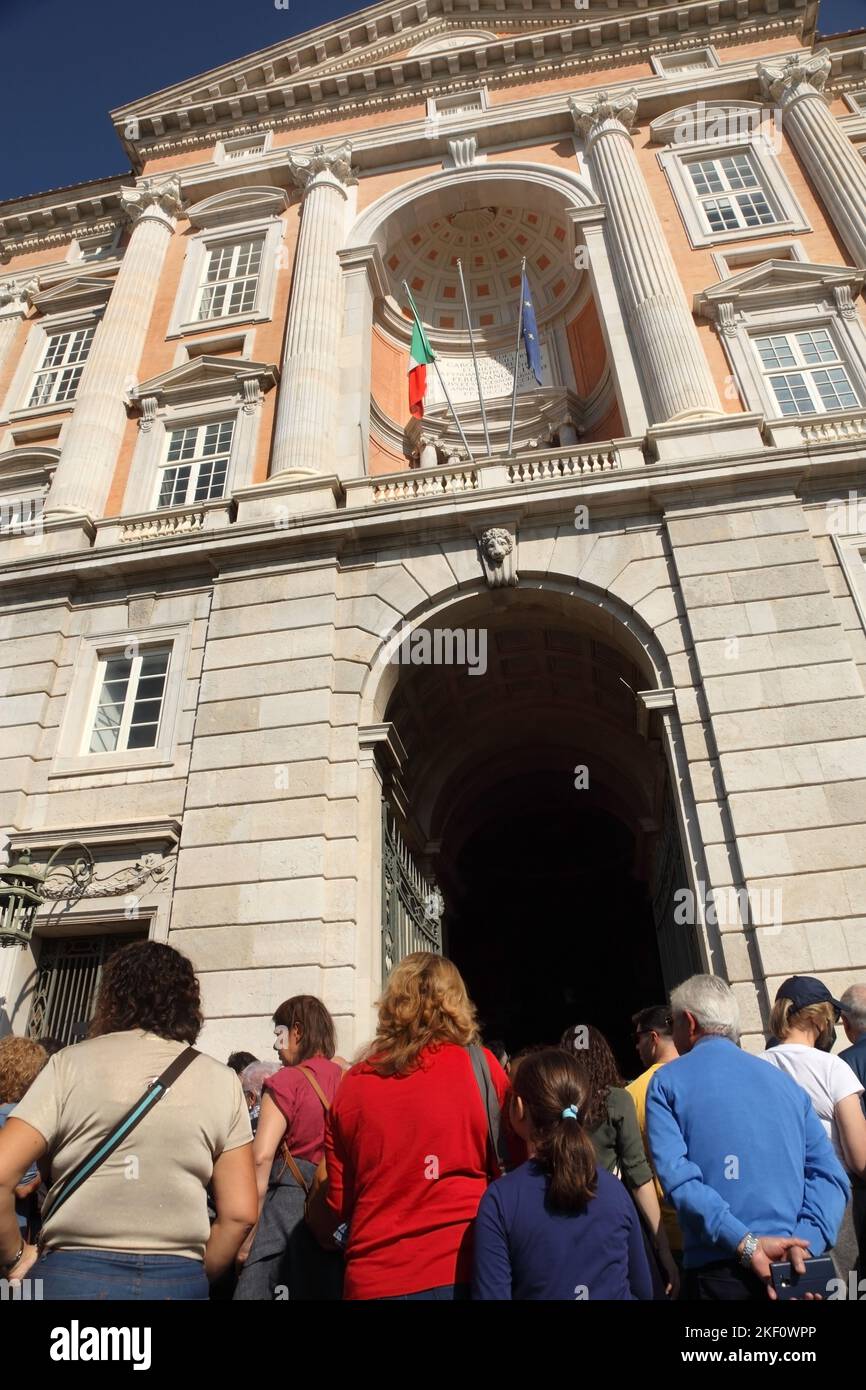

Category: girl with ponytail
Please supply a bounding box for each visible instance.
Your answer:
[472,1049,653,1300]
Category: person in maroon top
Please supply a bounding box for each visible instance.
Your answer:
[234,996,344,1300]
[324,952,512,1300]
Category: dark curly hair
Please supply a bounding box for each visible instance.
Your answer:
[88,940,203,1045]
[559,1022,625,1131]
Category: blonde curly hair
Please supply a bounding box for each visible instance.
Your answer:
[366,952,480,1076]
[0,1035,48,1104]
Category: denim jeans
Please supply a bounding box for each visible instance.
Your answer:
[377,1283,470,1301]
[32,1249,209,1301]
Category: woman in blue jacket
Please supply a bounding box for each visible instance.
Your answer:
[472,1048,653,1301]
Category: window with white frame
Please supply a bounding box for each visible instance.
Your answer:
[88,645,171,753]
[686,152,778,235]
[156,419,234,508]
[195,238,263,321]
[29,326,95,406]
[753,328,860,417]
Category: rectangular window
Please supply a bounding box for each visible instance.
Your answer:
[29,326,95,406]
[687,154,778,234]
[157,419,234,508]
[196,238,263,320]
[28,932,147,1045]
[754,329,860,417]
[89,646,171,753]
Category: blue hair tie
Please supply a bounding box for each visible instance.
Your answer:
[561,1105,579,1121]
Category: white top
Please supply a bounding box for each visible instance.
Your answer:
[759,1042,864,1166]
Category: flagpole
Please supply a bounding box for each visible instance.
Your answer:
[507,257,527,457]
[456,258,491,457]
[402,282,475,465]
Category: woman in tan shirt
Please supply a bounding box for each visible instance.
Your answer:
[0,941,257,1300]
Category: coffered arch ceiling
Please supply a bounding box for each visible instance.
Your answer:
[384,204,575,334]
[384,599,668,866]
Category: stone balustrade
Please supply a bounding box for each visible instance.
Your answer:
[344,440,643,509]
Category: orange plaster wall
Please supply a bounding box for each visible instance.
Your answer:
[0,317,35,412]
[371,323,405,424]
[567,297,606,397]
[584,399,623,444]
[369,435,407,475]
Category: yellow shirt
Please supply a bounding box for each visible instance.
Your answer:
[626,1062,681,1253]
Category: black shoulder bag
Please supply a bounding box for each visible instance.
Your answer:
[467,1043,511,1179]
[38,1046,199,1245]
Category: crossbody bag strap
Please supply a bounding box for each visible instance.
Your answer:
[467,1043,510,1179]
[277,1064,331,1191]
[297,1065,330,1111]
[40,1045,200,1231]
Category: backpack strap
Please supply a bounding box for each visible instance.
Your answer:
[40,1046,200,1232]
[467,1044,511,1179]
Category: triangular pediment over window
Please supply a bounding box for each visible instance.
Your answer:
[186,186,289,230]
[694,262,866,318]
[29,276,114,314]
[129,355,278,409]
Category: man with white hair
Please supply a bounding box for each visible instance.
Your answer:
[839,983,866,1273]
[839,984,866,1113]
[646,973,849,1300]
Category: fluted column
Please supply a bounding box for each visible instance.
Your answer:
[571,91,722,425]
[759,49,866,270]
[270,143,356,477]
[0,278,36,379]
[45,176,183,520]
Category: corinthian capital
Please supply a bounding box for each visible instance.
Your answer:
[0,275,39,310]
[120,175,185,228]
[570,89,638,140]
[758,48,832,104]
[288,142,357,194]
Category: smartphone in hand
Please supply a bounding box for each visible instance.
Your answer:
[769,1256,835,1300]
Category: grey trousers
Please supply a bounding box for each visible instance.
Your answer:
[233,1160,343,1302]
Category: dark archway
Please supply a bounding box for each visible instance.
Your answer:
[442,777,665,1075]
[380,590,698,1078]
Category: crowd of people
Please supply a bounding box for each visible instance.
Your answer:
[0,939,864,1302]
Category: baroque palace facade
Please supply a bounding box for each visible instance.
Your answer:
[1,0,866,1058]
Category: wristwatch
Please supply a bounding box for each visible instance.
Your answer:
[1,1241,24,1275]
[738,1233,759,1268]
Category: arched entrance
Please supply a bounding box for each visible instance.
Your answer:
[373,585,703,1073]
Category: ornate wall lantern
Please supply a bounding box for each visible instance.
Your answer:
[0,843,95,949]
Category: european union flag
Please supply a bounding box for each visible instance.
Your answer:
[520,269,543,386]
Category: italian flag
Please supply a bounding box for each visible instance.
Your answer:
[407,291,435,419]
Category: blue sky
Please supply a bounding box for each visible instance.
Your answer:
[0,0,862,201]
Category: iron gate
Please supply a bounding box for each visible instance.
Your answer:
[381,803,443,979]
[27,932,145,1044]
[651,787,702,989]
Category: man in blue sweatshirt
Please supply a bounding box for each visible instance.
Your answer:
[647,974,849,1300]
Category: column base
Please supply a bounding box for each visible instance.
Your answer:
[647,413,766,464]
[37,511,97,554]
[233,474,343,526]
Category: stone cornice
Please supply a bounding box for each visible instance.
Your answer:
[110,0,810,166]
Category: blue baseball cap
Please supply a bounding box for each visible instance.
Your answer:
[775,976,842,1015]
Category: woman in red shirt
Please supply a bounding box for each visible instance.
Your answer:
[324,952,511,1300]
[234,995,344,1300]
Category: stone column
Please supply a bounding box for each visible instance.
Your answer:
[759,49,866,271]
[45,175,183,522]
[0,278,36,379]
[270,143,357,478]
[570,91,722,425]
